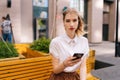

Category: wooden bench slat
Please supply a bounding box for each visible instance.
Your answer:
[0,64,52,75]
[2,69,52,80]
[0,56,53,79]
[15,72,51,80]
[0,60,52,71]
[0,67,52,79]
[0,56,52,67]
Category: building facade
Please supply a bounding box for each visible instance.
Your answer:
[0,0,119,43]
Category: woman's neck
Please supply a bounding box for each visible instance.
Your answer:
[67,33,75,39]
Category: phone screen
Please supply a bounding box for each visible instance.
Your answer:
[72,53,84,60]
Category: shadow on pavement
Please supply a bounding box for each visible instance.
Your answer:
[95,60,114,69]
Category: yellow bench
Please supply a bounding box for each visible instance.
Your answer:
[0,49,99,80]
[0,56,52,80]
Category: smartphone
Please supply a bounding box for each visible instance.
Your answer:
[72,53,84,60]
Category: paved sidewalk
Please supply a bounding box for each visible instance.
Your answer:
[89,41,120,80]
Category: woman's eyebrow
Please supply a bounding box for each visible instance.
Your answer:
[66,19,70,21]
[73,19,77,21]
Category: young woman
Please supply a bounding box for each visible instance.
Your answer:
[49,7,89,80]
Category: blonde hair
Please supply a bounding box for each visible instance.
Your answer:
[63,8,86,36]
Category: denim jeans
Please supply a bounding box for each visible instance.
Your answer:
[2,33,12,43]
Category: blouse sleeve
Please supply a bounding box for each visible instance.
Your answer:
[82,38,89,59]
[49,39,59,59]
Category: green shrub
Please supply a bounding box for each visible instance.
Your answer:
[30,37,51,53]
[0,41,19,59]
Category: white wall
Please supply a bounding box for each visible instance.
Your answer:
[0,0,33,43]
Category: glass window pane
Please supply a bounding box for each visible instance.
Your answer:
[36,18,48,39]
[70,0,84,17]
[33,0,48,18]
[32,0,48,40]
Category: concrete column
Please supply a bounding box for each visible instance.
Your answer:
[119,0,120,41]
[21,0,33,43]
[109,0,117,42]
[87,0,103,43]
[48,0,57,39]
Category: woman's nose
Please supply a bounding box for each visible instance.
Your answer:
[70,22,74,26]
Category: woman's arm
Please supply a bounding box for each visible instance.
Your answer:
[51,54,66,74]
[80,57,87,80]
[51,54,81,74]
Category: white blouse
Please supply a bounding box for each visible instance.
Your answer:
[49,34,89,72]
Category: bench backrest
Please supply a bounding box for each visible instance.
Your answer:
[0,56,52,80]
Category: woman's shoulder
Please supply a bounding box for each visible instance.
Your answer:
[51,35,63,43]
[78,36,88,41]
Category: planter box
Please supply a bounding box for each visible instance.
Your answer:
[14,43,49,58]
[0,54,25,62]
[24,48,49,58]
[0,56,52,80]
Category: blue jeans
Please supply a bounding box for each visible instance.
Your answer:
[2,33,12,43]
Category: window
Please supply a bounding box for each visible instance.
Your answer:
[70,0,84,17]
[33,0,48,40]
[33,0,48,18]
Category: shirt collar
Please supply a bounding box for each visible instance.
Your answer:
[64,34,78,44]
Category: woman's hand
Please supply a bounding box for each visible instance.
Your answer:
[63,56,81,67]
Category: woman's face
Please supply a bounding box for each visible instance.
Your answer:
[64,13,78,35]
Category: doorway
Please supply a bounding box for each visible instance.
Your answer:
[103,24,109,41]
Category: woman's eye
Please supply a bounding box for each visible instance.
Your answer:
[73,19,77,22]
[66,19,70,22]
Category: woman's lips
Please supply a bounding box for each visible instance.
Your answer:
[69,27,75,30]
